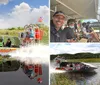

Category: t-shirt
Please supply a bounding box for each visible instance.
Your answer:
[81,27,89,35]
[29,30,34,38]
[50,20,67,42]
[64,27,76,39]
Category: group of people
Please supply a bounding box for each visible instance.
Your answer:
[0,38,11,47]
[21,25,43,45]
[21,63,42,83]
[60,62,89,71]
[21,27,34,45]
[81,22,100,42]
[50,11,100,42]
[65,63,84,71]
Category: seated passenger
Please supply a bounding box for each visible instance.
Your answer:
[74,20,80,41]
[81,23,100,42]
[23,32,31,44]
[50,11,66,42]
[5,38,12,47]
[21,32,24,38]
[64,19,76,42]
[26,32,30,38]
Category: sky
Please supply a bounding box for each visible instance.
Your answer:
[50,43,100,54]
[0,0,49,29]
[99,0,100,12]
[82,19,98,23]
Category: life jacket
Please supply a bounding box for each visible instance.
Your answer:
[35,28,43,40]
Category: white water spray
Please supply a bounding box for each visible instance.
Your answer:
[50,62,66,74]
[9,44,49,65]
[50,67,66,74]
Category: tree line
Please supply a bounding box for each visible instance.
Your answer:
[50,53,100,60]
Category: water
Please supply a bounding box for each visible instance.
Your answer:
[0,65,49,85]
[70,63,100,85]
[50,62,66,74]
[0,44,49,85]
[51,63,100,85]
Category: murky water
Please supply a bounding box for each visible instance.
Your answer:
[0,65,49,85]
[69,63,100,85]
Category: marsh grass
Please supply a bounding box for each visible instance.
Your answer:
[0,27,49,44]
[51,74,76,85]
[51,73,100,85]
[67,58,100,62]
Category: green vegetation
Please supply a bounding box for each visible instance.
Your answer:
[51,73,100,85]
[50,53,100,60]
[0,55,14,59]
[0,56,16,64]
[51,74,76,85]
[0,29,23,36]
[0,36,20,47]
[67,58,100,62]
[0,24,49,44]
[39,27,49,44]
[93,27,100,30]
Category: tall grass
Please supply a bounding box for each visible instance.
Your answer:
[39,27,49,44]
[51,74,76,85]
[0,29,23,36]
[67,58,100,62]
[0,27,49,44]
[51,73,100,85]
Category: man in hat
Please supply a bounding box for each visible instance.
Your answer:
[50,11,67,42]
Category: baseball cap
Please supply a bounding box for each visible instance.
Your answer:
[53,11,65,18]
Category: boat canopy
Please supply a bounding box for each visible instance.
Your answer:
[51,0,99,20]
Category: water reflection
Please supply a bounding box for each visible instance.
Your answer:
[65,71,97,80]
[0,59,43,83]
[66,72,97,85]
[0,60,20,72]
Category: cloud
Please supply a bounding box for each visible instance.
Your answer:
[0,0,9,5]
[0,2,49,29]
[50,43,100,54]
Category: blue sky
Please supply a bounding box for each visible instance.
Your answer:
[0,0,49,28]
[0,0,49,14]
[50,43,100,54]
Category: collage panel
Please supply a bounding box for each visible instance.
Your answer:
[50,43,100,85]
[1,0,100,85]
[50,0,100,42]
[0,0,49,85]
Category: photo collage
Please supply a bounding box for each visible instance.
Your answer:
[0,0,100,85]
